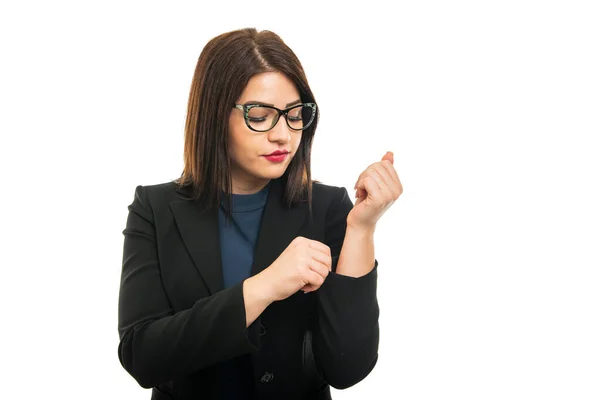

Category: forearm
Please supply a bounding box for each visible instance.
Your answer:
[119,282,261,388]
[242,274,273,327]
[315,253,380,389]
[335,224,376,277]
[315,224,380,389]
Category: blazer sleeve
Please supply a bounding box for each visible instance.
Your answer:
[117,185,262,389]
[313,186,380,390]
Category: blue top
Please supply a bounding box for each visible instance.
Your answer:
[217,181,271,399]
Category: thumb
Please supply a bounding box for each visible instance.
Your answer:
[382,151,394,164]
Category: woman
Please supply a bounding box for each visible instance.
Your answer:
[118,27,402,400]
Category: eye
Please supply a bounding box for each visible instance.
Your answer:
[247,106,276,123]
[287,105,305,121]
[248,117,267,123]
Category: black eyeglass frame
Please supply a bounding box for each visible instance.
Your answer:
[233,102,317,132]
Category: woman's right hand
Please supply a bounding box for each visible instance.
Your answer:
[258,236,332,302]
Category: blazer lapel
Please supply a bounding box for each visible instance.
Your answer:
[170,178,309,295]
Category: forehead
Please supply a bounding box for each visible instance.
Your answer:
[238,72,300,107]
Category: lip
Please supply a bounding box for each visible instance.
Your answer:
[263,153,289,162]
[264,150,289,156]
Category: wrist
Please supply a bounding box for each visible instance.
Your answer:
[346,221,376,236]
[245,273,275,305]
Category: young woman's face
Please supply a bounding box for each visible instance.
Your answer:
[228,71,303,194]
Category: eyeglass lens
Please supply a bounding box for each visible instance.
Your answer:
[247,105,314,131]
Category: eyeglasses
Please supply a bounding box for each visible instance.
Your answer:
[233,102,317,132]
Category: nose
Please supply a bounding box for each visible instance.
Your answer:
[268,114,292,142]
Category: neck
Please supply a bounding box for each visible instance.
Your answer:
[231,178,271,195]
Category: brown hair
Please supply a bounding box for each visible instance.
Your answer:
[174,27,320,221]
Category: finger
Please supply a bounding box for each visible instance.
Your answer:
[301,283,316,293]
[355,166,384,197]
[378,161,402,198]
[355,178,369,199]
[354,179,367,200]
[302,268,325,289]
[357,168,385,194]
[310,256,331,277]
[308,240,331,258]
[354,161,381,190]
[381,151,394,164]
[310,249,332,272]
[369,175,390,202]
[372,165,398,200]
[373,162,397,188]
[380,159,401,187]
[372,163,401,200]
[370,166,391,192]
[356,174,383,201]
[302,284,321,294]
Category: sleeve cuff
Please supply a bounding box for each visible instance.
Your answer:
[230,281,262,352]
[318,259,379,333]
[245,316,262,349]
[328,258,378,282]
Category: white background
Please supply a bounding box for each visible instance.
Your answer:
[1,1,599,399]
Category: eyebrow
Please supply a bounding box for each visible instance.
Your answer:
[244,99,302,108]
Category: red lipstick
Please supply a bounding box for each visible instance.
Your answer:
[265,150,289,156]
[263,150,289,162]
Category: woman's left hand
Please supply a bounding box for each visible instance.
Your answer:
[346,151,403,231]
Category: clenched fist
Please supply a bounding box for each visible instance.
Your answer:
[259,236,332,302]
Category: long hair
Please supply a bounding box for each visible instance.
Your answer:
[174,28,320,221]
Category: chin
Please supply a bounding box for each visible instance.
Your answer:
[256,166,288,179]
[262,170,286,179]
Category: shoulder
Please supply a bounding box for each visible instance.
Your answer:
[131,178,352,209]
[312,180,353,211]
[130,180,182,208]
[141,180,180,196]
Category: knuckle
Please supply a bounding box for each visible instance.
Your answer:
[300,255,310,268]
[300,270,311,282]
[293,236,308,247]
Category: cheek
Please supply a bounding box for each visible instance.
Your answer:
[228,120,250,154]
[229,129,260,162]
[292,133,303,153]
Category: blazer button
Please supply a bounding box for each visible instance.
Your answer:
[260,372,274,383]
[259,324,266,336]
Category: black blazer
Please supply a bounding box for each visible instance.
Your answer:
[118,177,379,400]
